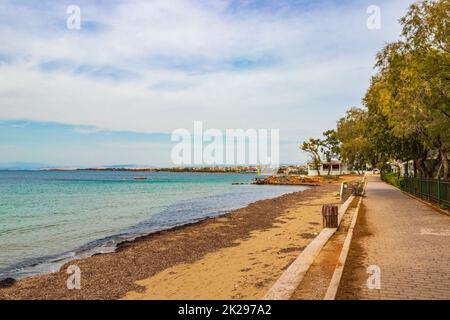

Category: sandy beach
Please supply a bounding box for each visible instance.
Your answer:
[0,180,344,300]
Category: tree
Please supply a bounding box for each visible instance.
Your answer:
[400,0,450,178]
[321,129,340,175]
[336,108,372,174]
[363,0,450,178]
[302,0,449,178]
[301,138,322,176]
[364,75,430,177]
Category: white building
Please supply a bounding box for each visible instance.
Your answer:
[307,160,350,176]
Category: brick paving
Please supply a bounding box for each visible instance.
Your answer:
[336,176,450,300]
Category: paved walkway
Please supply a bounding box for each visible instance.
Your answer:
[337,176,450,300]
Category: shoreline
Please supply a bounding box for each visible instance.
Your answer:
[0,180,343,300]
[0,184,308,282]
[0,213,227,282]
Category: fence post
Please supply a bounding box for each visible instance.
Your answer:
[418,177,421,197]
[427,178,430,201]
[339,182,345,202]
[419,176,422,197]
[417,177,420,195]
[437,177,441,205]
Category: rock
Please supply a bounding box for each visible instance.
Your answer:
[254,175,323,185]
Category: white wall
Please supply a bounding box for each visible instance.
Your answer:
[308,163,349,176]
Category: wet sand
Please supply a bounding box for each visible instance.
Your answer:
[0,182,342,300]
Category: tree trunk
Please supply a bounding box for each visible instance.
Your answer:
[416,159,425,177]
[427,157,440,178]
[314,157,321,176]
[413,140,429,178]
[416,152,430,178]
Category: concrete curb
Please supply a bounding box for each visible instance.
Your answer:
[262,194,355,300]
[323,177,367,300]
[323,195,363,300]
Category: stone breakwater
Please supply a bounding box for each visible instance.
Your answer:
[254,175,323,186]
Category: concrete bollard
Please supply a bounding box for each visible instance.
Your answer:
[322,204,339,228]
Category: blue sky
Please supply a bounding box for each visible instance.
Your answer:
[0,0,416,167]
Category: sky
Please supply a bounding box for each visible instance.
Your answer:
[0,0,416,168]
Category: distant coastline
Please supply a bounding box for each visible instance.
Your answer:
[74,167,257,174]
[37,165,307,175]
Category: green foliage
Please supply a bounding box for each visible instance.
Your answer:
[382,172,405,189]
[302,0,449,178]
[362,0,450,178]
[336,108,371,173]
[321,129,340,175]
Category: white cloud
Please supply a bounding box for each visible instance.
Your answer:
[0,0,416,164]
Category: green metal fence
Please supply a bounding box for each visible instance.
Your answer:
[403,176,450,207]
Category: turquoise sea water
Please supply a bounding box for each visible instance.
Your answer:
[0,171,307,279]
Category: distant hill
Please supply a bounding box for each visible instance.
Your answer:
[102,164,157,169]
[0,163,158,170]
[0,162,50,170]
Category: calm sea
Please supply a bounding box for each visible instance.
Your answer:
[0,170,307,279]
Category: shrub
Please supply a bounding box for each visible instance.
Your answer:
[382,172,404,188]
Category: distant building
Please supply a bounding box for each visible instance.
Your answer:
[307,160,350,176]
[390,160,414,177]
[391,157,450,178]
